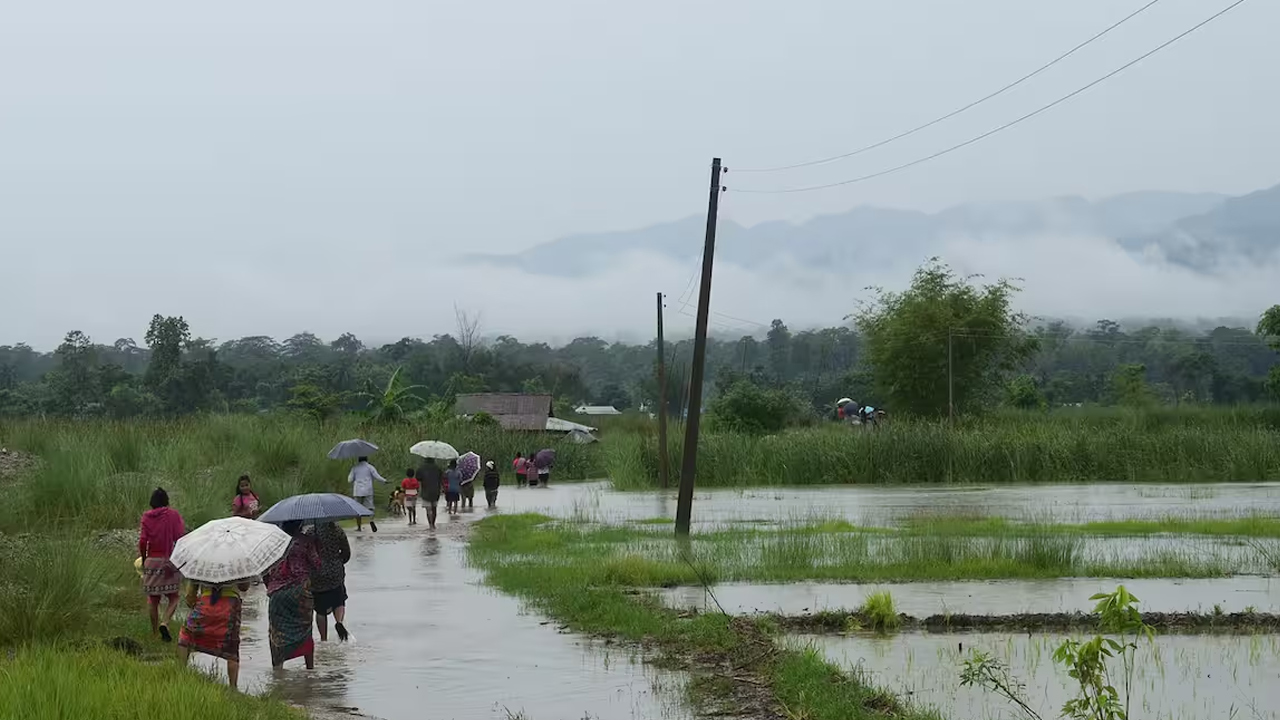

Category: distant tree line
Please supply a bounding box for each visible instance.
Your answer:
[2,271,1278,421]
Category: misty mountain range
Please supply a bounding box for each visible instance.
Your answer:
[473,183,1280,277]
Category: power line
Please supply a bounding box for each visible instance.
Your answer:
[735,0,1168,174]
[732,0,1251,195]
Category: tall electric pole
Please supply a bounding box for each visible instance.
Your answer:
[675,158,724,536]
[656,292,670,489]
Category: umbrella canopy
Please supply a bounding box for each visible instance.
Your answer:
[170,517,291,584]
[841,401,860,417]
[836,397,853,406]
[259,492,373,524]
[533,448,556,469]
[328,438,379,460]
[457,452,481,484]
[409,440,459,460]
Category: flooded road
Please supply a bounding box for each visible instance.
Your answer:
[805,631,1280,720]
[663,577,1280,617]
[191,491,689,720]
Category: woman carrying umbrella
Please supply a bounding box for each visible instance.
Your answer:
[264,521,321,669]
[348,456,387,532]
[534,449,555,487]
[138,487,185,642]
[170,516,291,691]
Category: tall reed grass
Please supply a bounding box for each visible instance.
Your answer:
[607,410,1280,487]
[0,415,603,531]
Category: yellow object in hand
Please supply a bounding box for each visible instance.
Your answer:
[133,557,143,577]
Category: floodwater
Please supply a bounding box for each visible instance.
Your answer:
[805,631,1280,719]
[526,481,1280,527]
[189,497,690,720]
[663,577,1280,617]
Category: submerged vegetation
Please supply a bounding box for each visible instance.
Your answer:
[469,514,941,720]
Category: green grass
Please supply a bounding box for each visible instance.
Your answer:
[0,415,603,531]
[0,538,139,646]
[0,646,303,720]
[858,591,901,632]
[607,408,1280,487]
[494,520,1241,582]
[468,514,941,720]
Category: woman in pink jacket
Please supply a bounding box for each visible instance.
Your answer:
[138,487,186,642]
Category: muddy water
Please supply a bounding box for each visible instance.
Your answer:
[534,481,1280,526]
[190,506,689,720]
[804,631,1280,719]
[663,577,1280,617]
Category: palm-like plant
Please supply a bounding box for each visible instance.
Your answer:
[357,366,428,423]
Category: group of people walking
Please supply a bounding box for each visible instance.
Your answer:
[138,475,353,690]
[137,448,546,691]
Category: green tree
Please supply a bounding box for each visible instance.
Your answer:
[766,319,792,382]
[1258,305,1280,350]
[852,260,1036,417]
[1005,375,1046,410]
[287,383,345,424]
[706,378,806,434]
[1111,363,1152,407]
[144,315,190,384]
[358,366,427,423]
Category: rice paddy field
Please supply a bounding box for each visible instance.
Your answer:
[6,409,1280,719]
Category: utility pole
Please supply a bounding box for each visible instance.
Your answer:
[675,158,723,536]
[948,328,954,424]
[656,292,670,489]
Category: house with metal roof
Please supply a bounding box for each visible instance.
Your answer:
[455,393,554,431]
[573,405,622,416]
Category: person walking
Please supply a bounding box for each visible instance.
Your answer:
[401,469,421,526]
[265,521,320,669]
[178,580,251,690]
[482,460,501,509]
[231,474,260,519]
[138,487,185,642]
[444,459,462,515]
[460,465,476,510]
[416,457,444,529]
[513,453,528,488]
[348,456,387,532]
[536,458,551,487]
[311,521,352,643]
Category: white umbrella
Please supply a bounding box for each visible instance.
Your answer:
[409,440,459,460]
[170,517,292,584]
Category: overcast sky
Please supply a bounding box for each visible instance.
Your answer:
[3,0,1277,349]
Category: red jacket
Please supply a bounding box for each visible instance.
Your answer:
[139,507,186,559]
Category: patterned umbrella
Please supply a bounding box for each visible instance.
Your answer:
[457,451,481,484]
[258,492,373,524]
[533,448,556,469]
[328,438,379,460]
[170,517,291,584]
[409,440,459,460]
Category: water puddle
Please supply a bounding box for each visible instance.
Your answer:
[803,631,1280,719]
[663,577,1280,617]
[190,508,689,720]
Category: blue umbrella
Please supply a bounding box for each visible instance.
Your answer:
[259,493,373,524]
[328,439,379,460]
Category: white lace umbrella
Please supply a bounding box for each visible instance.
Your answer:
[170,517,292,584]
[409,440,459,460]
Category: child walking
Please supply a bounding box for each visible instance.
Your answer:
[444,459,462,515]
[401,469,421,525]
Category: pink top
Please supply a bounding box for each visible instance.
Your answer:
[265,537,321,594]
[513,458,528,474]
[138,507,186,559]
[232,493,260,518]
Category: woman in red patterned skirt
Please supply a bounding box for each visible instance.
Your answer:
[178,581,251,689]
[138,487,186,642]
